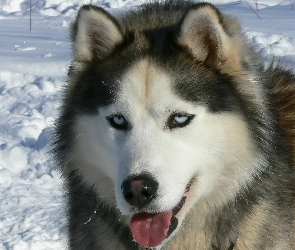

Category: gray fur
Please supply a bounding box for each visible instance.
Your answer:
[53,1,295,249]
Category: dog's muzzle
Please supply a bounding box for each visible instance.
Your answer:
[121,174,196,248]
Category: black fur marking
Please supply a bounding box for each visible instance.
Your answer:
[228,241,236,250]
[164,57,246,113]
[144,26,180,56]
[67,172,139,249]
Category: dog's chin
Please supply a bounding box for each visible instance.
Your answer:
[129,177,196,248]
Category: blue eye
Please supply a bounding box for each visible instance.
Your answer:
[173,114,189,124]
[113,116,125,125]
[167,112,195,130]
[106,114,130,131]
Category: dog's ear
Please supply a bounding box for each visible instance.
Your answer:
[178,4,243,70]
[71,5,123,62]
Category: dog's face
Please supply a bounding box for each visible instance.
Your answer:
[73,58,259,246]
[67,3,262,248]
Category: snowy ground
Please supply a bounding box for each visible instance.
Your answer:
[0,0,294,249]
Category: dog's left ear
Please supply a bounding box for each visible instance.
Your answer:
[178,4,244,70]
[71,5,123,62]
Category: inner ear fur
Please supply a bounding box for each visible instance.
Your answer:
[178,3,249,73]
[71,5,123,62]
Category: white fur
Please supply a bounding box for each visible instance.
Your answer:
[72,59,263,232]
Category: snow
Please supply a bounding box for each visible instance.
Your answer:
[0,0,294,249]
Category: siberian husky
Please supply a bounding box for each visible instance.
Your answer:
[53,1,295,249]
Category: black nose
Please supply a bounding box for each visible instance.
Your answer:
[121,174,158,208]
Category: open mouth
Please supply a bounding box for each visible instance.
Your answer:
[130,176,196,248]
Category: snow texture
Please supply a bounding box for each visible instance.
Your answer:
[0,0,294,249]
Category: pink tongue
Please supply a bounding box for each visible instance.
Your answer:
[130,211,172,247]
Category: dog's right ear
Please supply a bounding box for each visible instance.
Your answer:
[71,5,123,62]
[177,3,246,72]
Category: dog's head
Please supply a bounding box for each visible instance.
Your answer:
[65,2,263,248]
